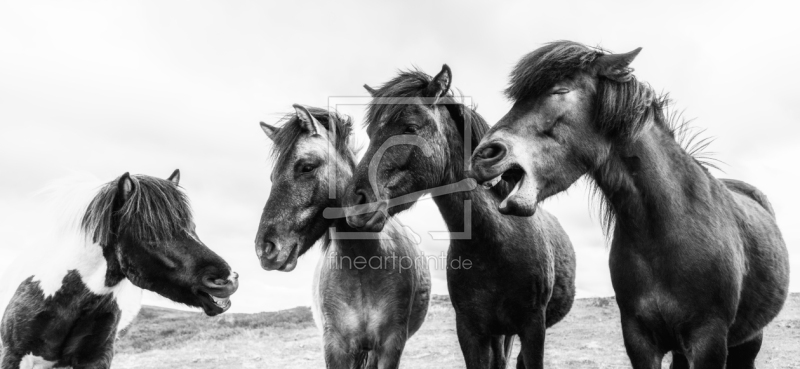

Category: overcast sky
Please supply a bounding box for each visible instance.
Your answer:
[1,1,798,313]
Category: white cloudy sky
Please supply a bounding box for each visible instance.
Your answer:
[1,1,798,313]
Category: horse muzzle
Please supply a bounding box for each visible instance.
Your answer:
[471,140,539,217]
[471,140,511,184]
[344,190,389,232]
[256,240,300,272]
[196,271,238,316]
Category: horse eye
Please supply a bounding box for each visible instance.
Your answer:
[300,164,316,173]
[552,88,570,95]
[404,126,418,134]
[541,122,557,138]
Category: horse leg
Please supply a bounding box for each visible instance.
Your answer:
[74,361,112,369]
[725,332,762,369]
[489,335,508,369]
[687,321,728,369]
[518,308,546,369]
[323,337,354,369]
[324,350,354,369]
[376,332,407,369]
[74,346,115,368]
[455,314,492,369]
[620,315,663,369]
[515,350,525,369]
[669,352,689,369]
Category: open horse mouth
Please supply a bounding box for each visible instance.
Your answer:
[197,291,232,315]
[473,161,538,216]
[195,272,238,316]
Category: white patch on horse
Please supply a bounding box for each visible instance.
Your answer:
[113,278,142,332]
[18,353,56,369]
[312,247,328,333]
[30,237,109,298]
[29,236,144,333]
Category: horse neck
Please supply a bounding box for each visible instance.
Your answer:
[325,217,396,259]
[27,232,142,332]
[592,121,719,243]
[431,133,503,245]
[31,233,125,297]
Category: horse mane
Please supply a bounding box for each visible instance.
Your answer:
[508,41,721,234]
[81,174,193,245]
[365,69,514,197]
[269,107,355,170]
[506,41,604,102]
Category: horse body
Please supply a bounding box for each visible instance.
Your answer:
[1,172,238,369]
[343,67,576,369]
[313,221,429,368]
[471,41,789,369]
[255,105,430,369]
[438,190,576,369]
[3,273,139,369]
[601,126,789,365]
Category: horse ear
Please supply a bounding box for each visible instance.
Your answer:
[167,169,180,185]
[260,122,279,141]
[118,172,135,201]
[293,104,328,136]
[363,84,377,96]
[593,47,642,82]
[426,64,452,104]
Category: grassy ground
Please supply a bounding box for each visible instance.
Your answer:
[114,294,800,369]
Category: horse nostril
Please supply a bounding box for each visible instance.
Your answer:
[354,189,368,205]
[259,241,277,257]
[476,142,507,161]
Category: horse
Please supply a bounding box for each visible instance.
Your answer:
[254,104,431,369]
[0,170,238,369]
[342,66,576,369]
[470,41,790,369]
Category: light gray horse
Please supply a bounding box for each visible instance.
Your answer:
[255,105,430,369]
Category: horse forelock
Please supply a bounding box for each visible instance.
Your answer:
[505,41,603,102]
[270,107,355,172]
[81,174,194,246]
[505,41,653,141]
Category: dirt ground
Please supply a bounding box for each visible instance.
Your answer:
[113,294,800,369]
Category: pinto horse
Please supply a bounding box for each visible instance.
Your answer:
[0,171,238,369]
[471,41,790,369]
[255,105,430,369]
[342,66,576,369]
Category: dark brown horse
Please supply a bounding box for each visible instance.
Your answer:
[471,41,790,369]
[342,66,576,369]
[255,105,430,369]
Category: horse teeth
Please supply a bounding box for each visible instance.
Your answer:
[483,176,502,188]
[211,295,230,308]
